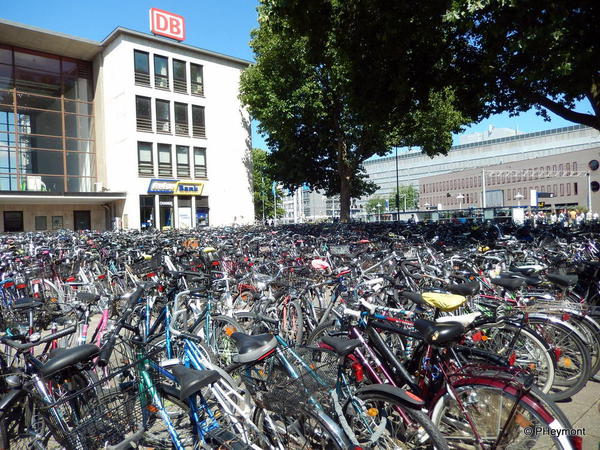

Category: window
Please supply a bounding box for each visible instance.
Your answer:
[546,166,550,176]
[574,182,578,195]
[553,184,557,196]
[566,163,570,176]
[156,99,170,134]
[573,162,577,172]
[173,59,187,93]
[138,142,154,176]
[34,216,47,231]
[191,63,204,96]
[134,50,150,86]
[158,144,172,177]
[154,55,169,89]
[566,183,571,196]
[192,105,206,138]
[559,164,563,173]
[194,147,207,178]
[507,189,511,201]
[176,145,190,178]
[136,96,152,132]
[174,103,189,135]
[559,184,564,196]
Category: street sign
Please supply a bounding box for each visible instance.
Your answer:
[150,8,185,41]
[537,192,555,198]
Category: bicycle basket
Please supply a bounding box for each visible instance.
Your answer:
[329,245,350,256]
[41,358,152,450]
[242,347,338,416]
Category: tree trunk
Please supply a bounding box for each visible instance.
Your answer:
[337,139,351,222]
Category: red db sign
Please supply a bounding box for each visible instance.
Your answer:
[150,8,185,41]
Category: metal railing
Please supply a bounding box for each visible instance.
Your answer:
[191,83,204,96]
[173,79,187,94]
[175,123,189,136]
[192,125,206,139]
[177,166,190,178]
[156,119,171,134]
[154,75,169,90]
[138,163,154,177]
[134,72,151,87]
[136,117,153,132]
[158,164,173,177]
[194,166,207,178]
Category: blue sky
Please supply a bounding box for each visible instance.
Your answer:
[1,1,593,154]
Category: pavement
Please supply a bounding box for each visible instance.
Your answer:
[558,380,600,449]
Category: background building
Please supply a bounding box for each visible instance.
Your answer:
[0,17,253,231]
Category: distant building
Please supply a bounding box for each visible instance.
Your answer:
[458,125,524,145]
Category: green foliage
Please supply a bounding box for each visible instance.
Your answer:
[389,185,420,211]
[251,148,285,220]
[241,1,472,221]
[365,198,387,215]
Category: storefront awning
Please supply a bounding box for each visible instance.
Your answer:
[0,192,127,205]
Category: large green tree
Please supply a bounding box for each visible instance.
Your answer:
[241,1,470,222]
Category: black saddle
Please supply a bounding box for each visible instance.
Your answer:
[547,273,578,287]
[321,335,361,357]
[77,292,101,303]
[230,332,278,363]
[13,297,43,310]
[499,272,542,286]
[401,292,428,308]
[40,344,99,378]
[171,365,220,401]
[490,277,526,291]
[414,319,465,346]
[446,282,479,296]
[510,266,538,276]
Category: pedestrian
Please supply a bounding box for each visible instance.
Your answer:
[550,211,557,224]
[586,210,592,222]
[569,209,577,225]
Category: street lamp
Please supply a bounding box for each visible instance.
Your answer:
[515,192,524,207]
[456,193,465,210]
[424,203,430,210]
[376,203,382,222]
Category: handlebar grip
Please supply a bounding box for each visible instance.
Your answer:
[97,335,117,367]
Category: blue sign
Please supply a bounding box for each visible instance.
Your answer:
[148,179,178,194]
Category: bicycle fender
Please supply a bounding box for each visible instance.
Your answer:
[354,384,425,407]
[0,389,26,412]
[527,313,589,344]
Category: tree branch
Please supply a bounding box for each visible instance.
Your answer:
[532,94,600,130]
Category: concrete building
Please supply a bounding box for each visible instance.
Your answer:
[363,124,600,207]
[281,188,341,224]
[0,17,253,232]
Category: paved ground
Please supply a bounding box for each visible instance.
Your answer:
[558,380,600,449]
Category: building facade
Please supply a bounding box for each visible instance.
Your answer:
[0,17,253,232]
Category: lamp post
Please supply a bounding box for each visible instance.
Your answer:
[515,192,524,207]
[456,193,465,210]
[376,203,382,222]
[424,202,430,210]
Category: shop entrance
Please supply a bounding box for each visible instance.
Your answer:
[139,195,156,229]
[73,210,91,230]
[195,196,209,227]
[159,195,174,229]
[3,211,23,232]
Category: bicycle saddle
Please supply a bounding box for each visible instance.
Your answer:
[171,365,221,401]
[499,272,542,286]
[76,292,101,303]
[230,332,278,363]
[546,273,578,287]
[490,277,526,291]
[40,344,99,378]
[414,319,465,346]
[321,335,361,357]
[446,282,479,296]
[12,297,43,310]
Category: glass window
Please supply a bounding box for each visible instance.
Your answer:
[194,147,207,178]
[565,163,570,175]
[574,182,578,195]
[174,102,188,136]
[140,195,155,229]
[65,115,92,139]
[156,99,170,134]
[566,183,571,196]
[192,105,206,138]
[573,162,577,172]
[191,63,204,95]
[176,145,190,178]
[138,142,154,176]
[154,55,169,89]
[173,59,187,93]
[35,216,47,230]
[136,96,152,132]
[158,144,172,177]
[559,184,564,196]
[67,177,93,192]
[134,50,150,86]
[66,152,94,176]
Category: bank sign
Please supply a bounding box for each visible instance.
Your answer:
[149,8,185,41]
[148,179,204,195]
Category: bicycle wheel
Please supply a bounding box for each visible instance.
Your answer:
[465,322,555,394]
[526,316,591,401]
[305,319,341,346]
[252,407,346,449]
[344,391,449,449]
[569,314,600,379]
[193,315,242,367]
[0,396,49,450]
[280,299,304,347]
[431,382,576,449]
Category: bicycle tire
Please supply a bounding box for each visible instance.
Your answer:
[305,319,340,346]
[526,316,591,401]
[193,315,242,367]
[430,382,576,449]
[280,299,304,347]
[569,314,600,379]
[465,321,556,394]
[345,391,449,449]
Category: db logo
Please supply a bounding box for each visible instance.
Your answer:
[149,8,185,41]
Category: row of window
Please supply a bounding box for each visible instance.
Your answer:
[422,182,581,206]
[137,142,207,179]
[422,162,580,194]
[134,50,204,96]
[135,96,205,137]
